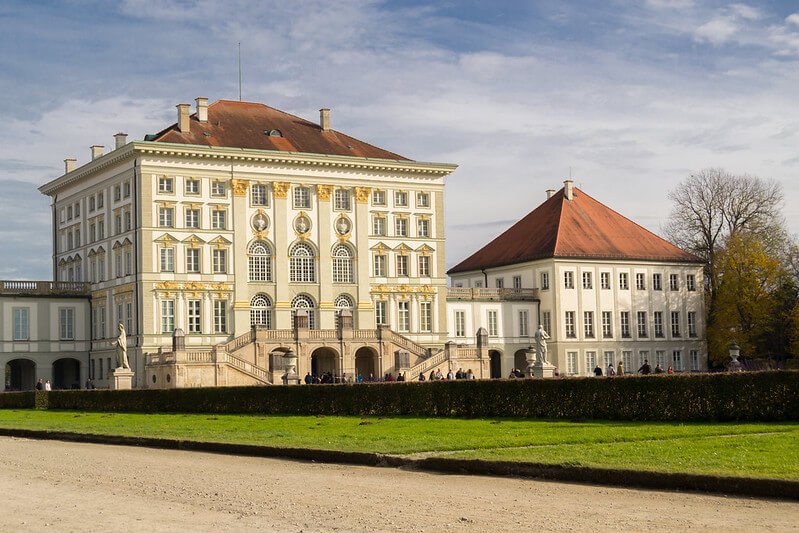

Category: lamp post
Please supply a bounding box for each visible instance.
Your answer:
[728,342,742,372]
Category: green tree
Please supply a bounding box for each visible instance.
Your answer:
[707,232,796,365]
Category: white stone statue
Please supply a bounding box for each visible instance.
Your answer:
[534,324,550,364]
[116,323,130,369]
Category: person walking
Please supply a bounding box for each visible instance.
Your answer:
[44,380,52,391]
[593,365,603,377]
[35,379,43,391]
[617,361,625,376]
[638,359,651,374]
[607,364,616,376]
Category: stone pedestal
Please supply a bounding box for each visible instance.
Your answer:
[109,368,134,390]
[532,362,556,379]
[282,372,301,385]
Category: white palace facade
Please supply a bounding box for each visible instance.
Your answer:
[1,97,703,389]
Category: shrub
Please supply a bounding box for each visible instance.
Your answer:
[37,371,799,421]
[0,391,35,409]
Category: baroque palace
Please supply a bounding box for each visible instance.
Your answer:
[1,97,704,389]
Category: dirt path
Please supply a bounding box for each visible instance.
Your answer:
[0,437,796,532]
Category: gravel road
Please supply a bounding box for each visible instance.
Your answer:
[0,437,796,532]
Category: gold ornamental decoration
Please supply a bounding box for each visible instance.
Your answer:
[316,184,333,201]
[231,179,250,197]
[354,186,371,203]
[272,181,290,199]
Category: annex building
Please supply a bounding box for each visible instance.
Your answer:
[1,97,703,389]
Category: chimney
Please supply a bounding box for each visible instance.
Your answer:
[195,97,208,123]
[64,158,77,174]
[563,179,574,201]
[176,103,191,133]
[114,132,128,150]
[91,145,104,160]
[320,108,331,131]
[546,189,556,199]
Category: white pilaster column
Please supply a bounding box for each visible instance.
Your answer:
[317,185,335,330]
[353,187,373,328]
[230,178,250,335]
[272,182,292,328]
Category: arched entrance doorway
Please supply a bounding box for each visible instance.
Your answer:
[311,347,339,379]
[354,346,378,380]
[514,349,529,372]
[489,350,502,379]
[53,358,81,389]
[5,359,36,390]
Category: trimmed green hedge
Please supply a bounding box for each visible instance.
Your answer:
[26,371,799,421]
[0,391,35,409]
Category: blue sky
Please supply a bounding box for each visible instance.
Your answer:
[1,0,798,279]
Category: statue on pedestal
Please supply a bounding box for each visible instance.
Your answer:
[534,324,550,365]
[116,323,130,370]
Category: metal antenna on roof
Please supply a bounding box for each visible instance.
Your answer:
[238,42,242,101]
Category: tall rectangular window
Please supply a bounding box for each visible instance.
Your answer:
[185,178,200,195]
[600,272,610,289]
[213,300,228,333]
[619,272,629,290]
[652,273,662,291]
[582,271,592,289]
[158,176,173,193]
[211,209,227,230]
[654,311,664,337]
[541,272,549,290]
[375,301,387,325]
[251,184,268,206]
[687,274,696,291]
[420,302,432,333]
[620,311,630,337]
[565,311,576,337]
[416,192,430,208]
[293,186,310,208]
[212,249,227,274]
[123,181,131,198]
[398,301,410,332]
[417,218,430,238]
[519,310,529,337]
[656,350,666,368]
[495,278,504,289]
[669,274,679,291]
[672,350,682,371]
[373,254,387,277]
[160,247,174,272]
[623,350,633,372]
[586,351,596,374]
[688,311,697,337]
[671,311,681,337]
[185,208,200,228]
[584,311,594,337]
[13,308,29,341]
[567,352,578,375]
[186,248,200,273]
[372,216,386,236]
[418,255,431,277]
[395,217,408,237]
[601,311,612,338]
[487,310,498,336]
[636,273,646,290]
[542,311,551,336]
[125,302,133,333]
[455,310,466,337]
[564,271,574,289]
[396,255,409,277]
[114,185,122,201]
[161,300,175,333]
[371,190,386,206]
[187,299,201,333]
[334,188,351,210]
[211,181,226,197]
[691,350,699,371]
[158,207,174,227]
[637,311,648,337]
[604,351,614,370]
[513,275,522,289]
[394,191,408,207]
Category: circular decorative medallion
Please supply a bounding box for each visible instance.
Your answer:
[294,214,311,234]
[335,216,351,235]
[251,211,270,232]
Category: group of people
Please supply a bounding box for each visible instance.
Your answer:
[34,379,51,391]
[593,359,674,376]
[421,368,475,381]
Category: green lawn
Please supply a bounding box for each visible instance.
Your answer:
[0,410,796,480]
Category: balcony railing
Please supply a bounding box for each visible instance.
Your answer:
[446,287,539,301]
[0,280,91,297]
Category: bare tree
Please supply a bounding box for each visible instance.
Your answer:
[664,168,785,299]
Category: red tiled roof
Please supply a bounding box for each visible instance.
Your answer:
[151,100,410,160]
[447,186,702,274]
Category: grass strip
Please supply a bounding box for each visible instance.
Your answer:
[0,410,796,480]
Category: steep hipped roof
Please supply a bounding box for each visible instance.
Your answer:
[448,186,702,274]
[151,100,410,160]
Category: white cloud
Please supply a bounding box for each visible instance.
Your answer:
[644,0,694,9]
[787,13,799,27]
[694,16,739,45]
[729,3,761,21]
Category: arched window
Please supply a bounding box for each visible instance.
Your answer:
[248,241,272,282]
[332,245,353,284]
[334,294,354,310]
[289,243,315,283]
[250,294,272,329]
[291,294,316,329]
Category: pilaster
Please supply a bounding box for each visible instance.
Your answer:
[231,178,250,334]
[354,186,373,328]
[273,182,291,328]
